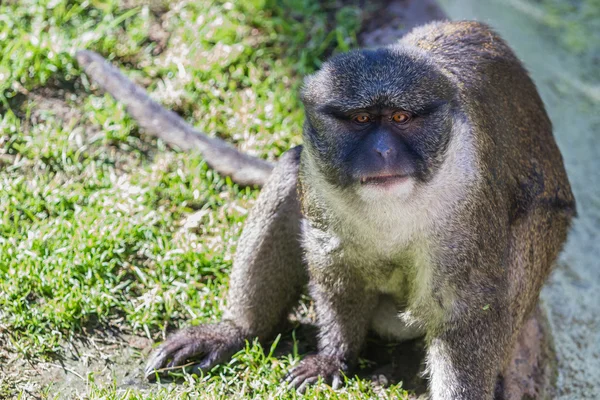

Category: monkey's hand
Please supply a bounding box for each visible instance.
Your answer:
[144,321,244,381]
[284,354,348,393]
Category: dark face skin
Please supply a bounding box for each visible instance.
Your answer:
[301,48,456,191]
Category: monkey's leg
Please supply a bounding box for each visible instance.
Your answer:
[145,147,307,380]
[427,207,569,400]
[285,274,378,392]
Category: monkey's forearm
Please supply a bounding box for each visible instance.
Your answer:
[145,147,305,379]
[224,147,306,338]
[285,276,377,391]
[311,282,377,361]
[76,50,273,187]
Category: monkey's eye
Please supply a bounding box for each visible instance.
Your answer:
[391,112,411,124]
[353,113,371,124]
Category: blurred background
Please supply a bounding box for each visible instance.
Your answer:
[0,0,598,398]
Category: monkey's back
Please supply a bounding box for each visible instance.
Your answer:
[401,21,576,219]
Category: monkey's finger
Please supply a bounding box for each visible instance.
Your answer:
[145,350,174,379]
[331,373,343,390]
[145,341,189,379]
[166,346,200,369]
[283,365,303,383]
[296,376,319,394]
[187,350,222,375]
[286,367,320,389]
[282,369,294,382]
[288,373,312,390]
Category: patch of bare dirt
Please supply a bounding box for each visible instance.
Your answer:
[35,332,152,398]
[1,330,152,399]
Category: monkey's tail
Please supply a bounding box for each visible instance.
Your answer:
[76,50,274,187]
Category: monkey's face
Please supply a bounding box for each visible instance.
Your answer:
[301,48,455,200]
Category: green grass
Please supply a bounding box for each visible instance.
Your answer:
[0,0,410,398]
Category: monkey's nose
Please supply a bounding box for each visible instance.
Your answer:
[375,145,393,159]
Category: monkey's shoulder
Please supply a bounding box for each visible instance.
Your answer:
[401,20,515,63]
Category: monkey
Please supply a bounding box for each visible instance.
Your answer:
[78,20,575,400]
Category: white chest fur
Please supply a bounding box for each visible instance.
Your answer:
[301,118,479,330]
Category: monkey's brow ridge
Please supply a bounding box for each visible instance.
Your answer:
[317,98,447,118]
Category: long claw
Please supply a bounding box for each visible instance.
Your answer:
[147,338,186,367]
[283,365,300,383]
[282,354,347,392]
[297,376,319,394]
[166,348,193,369]
[144,322,244,382]
[289,372,311,389]
[145,347,174,380]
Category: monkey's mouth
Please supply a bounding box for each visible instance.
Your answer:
[359,174,409,186]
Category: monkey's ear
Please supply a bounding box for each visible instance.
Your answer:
[300,73,318,104]
[301,71,333,107]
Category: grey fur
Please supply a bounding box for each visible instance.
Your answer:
[140,21,575,399]
[144,146,306,378]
